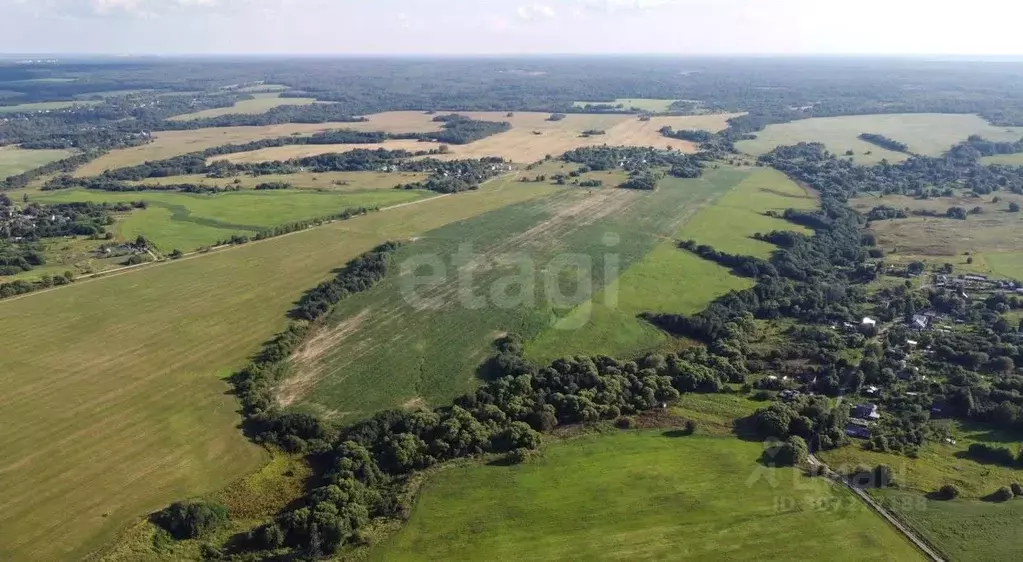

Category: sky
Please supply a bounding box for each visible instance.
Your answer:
[1,0,1022,56]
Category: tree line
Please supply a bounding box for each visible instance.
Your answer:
[857,133,910,153]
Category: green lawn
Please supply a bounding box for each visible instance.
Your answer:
[526,167,817,363]
[375,431,924,561]
[33,188,431,251]
[737,114,1023,164]
[286,172,737,420]
[0,174,556,561]
[0,146,72,180]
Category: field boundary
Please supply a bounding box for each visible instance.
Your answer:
[809,454,945,562]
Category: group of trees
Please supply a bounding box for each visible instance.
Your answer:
[426,114,511,144]
[659,126,714,143]
[857,133,910,153]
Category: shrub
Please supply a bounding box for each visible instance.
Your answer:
[153,500,229,539]
[616,416,634,429]
[993,486,1015,502]
[938,484,960,500]
[1012,482,1023,497]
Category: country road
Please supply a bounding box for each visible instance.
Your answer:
[808,454,945,562]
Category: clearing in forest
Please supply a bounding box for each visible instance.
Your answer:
[280,169,737,420]
[0,174,556,561]
[0,146,72,180]
[166,92,319,121]
[572,98,679,112]
[737,113,1023,164]
[374,431,924,561]
[0,100,101,114]
[525,167,819,362]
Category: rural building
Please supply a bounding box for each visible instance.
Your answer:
[845,421,872,439]
[909,314,930,330]
[852,403,881,420]
[861,317,877,327]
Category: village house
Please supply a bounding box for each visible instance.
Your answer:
[852,403,881,421]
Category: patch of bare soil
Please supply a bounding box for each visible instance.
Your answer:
[276,308,371,406]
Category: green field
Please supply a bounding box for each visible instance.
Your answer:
[167,92,319,121]
[818,420,1023,561]
[376,430,923,561]
[737,114,1023,164]
[282,172,745,420]
[874,489,1023,562]
[0,100,100,114]
[33,188,431,251]
[0,146,72,179]
[0,175,557,561]
[573,98,678,112]
[525,167,817,362]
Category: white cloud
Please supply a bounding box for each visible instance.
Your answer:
[517,3,556,20]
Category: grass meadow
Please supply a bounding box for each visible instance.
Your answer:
[166,92,319,121]
[981,153,1023,165]
[737,114,1023,163]
[526,167,818,362]
[34,187,432,251]
[0,146,73,179]
[850,191,1023,277]
[374,431,923,561]
[0,100,100,114]
[818,420,1023,561]
[0,174,556,561]
[572,98,678,112]
[282,170,739,420]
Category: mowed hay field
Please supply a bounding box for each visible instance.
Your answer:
[374,431,924,561]
[0,145,73,179]
[211,111,741,165]
[166,92,319,121]
[525,167,818,362]
[34,187,433,251]
[0,174,557,561]
[737,114,1023,164]
[280,167,739,421]
[74,111,447,176]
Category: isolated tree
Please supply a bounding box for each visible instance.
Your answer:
[1010,202,1021,213]
[774,436,809,466]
